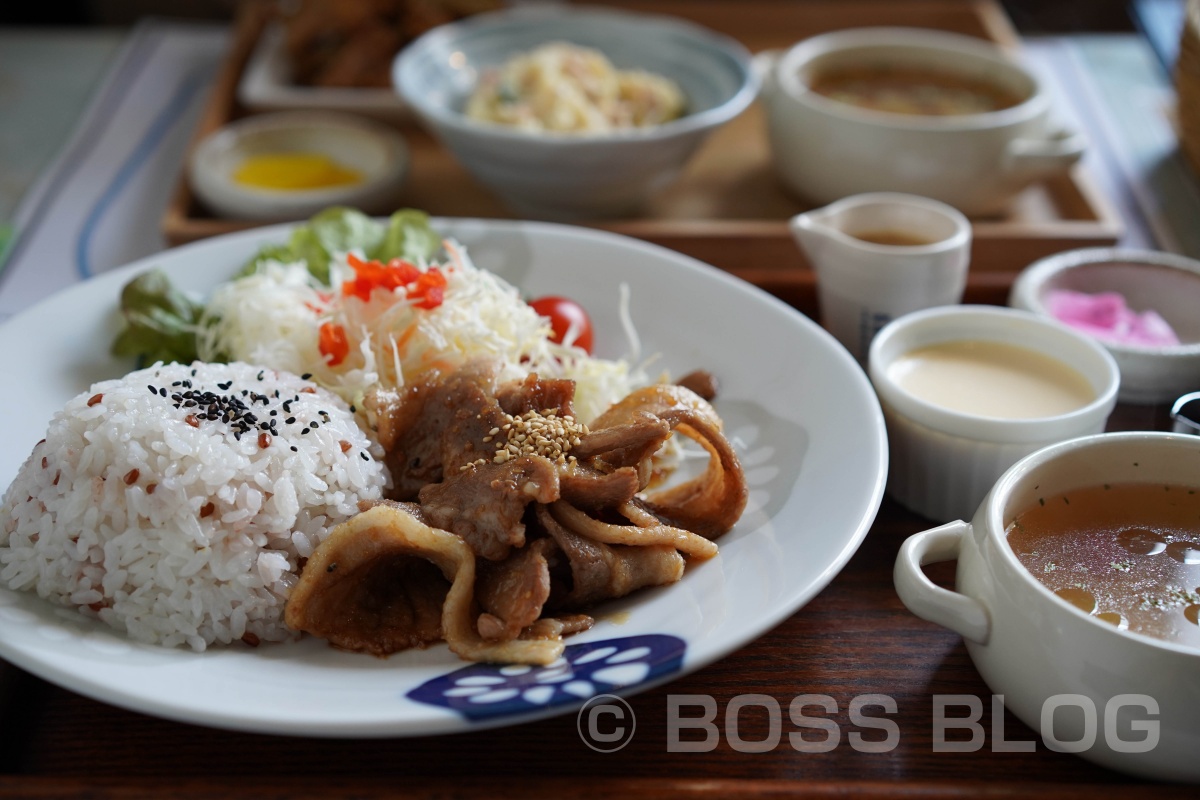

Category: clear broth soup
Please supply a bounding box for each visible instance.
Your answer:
[809,65,1024,116]
[1007,482,1200,649]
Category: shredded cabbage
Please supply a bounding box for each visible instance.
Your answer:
[197,240,648,423]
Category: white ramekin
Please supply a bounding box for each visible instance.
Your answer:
[868,305,1119,523]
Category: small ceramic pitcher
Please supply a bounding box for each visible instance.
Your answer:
[791,192,972,362]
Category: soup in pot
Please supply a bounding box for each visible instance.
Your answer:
[808,65,1024,116]
[1007,482,1200,649]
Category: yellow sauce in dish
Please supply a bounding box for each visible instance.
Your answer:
[232,153,362,191]
[888,339,1094,419]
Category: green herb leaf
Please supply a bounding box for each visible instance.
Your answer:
[309,206,385,262]
[110,269,206,365]
[287,227,334,285]
[236,206,434,285]
[235,243,296,280]
[373,209,441,263]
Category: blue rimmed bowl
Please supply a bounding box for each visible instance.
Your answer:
[392,5,758,220]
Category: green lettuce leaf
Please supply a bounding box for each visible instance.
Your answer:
[373,209,441,263]
[236,242,296,280]
[110,269,206,365]
[112,206,444,364]
[309,206,385,261]
[237,206,441,284]
[285,226,334,284]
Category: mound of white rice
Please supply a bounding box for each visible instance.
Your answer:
[0,361,388,651]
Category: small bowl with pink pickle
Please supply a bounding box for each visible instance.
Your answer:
[1010,248,1200,404]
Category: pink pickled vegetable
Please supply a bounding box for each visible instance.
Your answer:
[1046,289,1180,347]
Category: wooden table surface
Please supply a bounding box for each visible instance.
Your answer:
[0,285,1192,798]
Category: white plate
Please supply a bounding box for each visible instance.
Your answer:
[237,23,409,122]
[0,220,887,737]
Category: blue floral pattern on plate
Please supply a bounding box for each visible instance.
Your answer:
[407,634,685,720]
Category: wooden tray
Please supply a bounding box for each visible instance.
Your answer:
[163,0,1124,309]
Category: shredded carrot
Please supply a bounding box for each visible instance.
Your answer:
[395,321,419,352]
[318,321,350,366]
[341,253,445,309]
[442,239,465,271]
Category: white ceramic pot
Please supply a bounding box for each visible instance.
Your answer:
[758,27,1085,216]
[894,431,1200,782]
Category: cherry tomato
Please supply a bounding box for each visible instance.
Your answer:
[529,296,594,354]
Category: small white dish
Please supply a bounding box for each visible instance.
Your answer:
[1009,247,1200,405]
[237,23,408,122]
[868,305,1119,523]
[188,111,409,221]
[894,431,1200,782]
